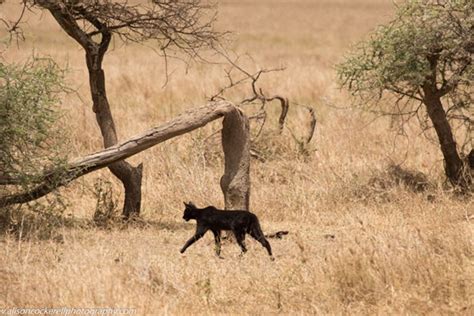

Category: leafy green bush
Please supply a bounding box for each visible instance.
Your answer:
[0,58,70,239]
[0,58,68,183]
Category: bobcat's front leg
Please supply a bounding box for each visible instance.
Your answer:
[212,229,222,257]
[180,225,207,254]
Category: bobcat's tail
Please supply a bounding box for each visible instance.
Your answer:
[250,216,289,239]
[265,231,289,239]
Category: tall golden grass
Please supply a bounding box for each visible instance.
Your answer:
[1,0,472,314]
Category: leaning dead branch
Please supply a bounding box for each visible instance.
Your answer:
[1,101,250,210]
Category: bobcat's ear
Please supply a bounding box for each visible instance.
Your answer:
[188,201,196,207]
[183,201,188,207]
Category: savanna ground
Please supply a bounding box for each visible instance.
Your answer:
[1,0,473,314]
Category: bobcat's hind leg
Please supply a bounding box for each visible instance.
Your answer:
[250,227,273,258]
[234,230,247,254]
[212,229,222,257]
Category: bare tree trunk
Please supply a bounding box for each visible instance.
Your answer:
[86,51,143,219]
[422,54,469,189]
[423,90,465,186]
[40,0,143,219]
[220,108,250,210]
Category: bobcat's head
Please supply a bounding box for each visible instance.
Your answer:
[182,201,197,221]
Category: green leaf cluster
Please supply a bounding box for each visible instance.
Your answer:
[337,0,473,105]
[0,58,69,185]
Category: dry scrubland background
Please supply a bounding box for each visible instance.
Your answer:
[1,0,473,314]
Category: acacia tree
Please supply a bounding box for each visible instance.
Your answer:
[22,0,221,218]
[337,0,472,189]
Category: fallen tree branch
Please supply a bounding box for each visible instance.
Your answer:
[1,101,247,207]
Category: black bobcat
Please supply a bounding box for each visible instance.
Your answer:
[180,202,273,259]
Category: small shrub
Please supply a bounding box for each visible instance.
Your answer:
[92,178,121,228]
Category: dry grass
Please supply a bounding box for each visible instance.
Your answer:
[1,0,473,314]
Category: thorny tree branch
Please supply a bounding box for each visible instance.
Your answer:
[7,0,223,62]
[209,53,316,148]
[3,1,224,85]
[209,54,288,129]
[0,0,29,44]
